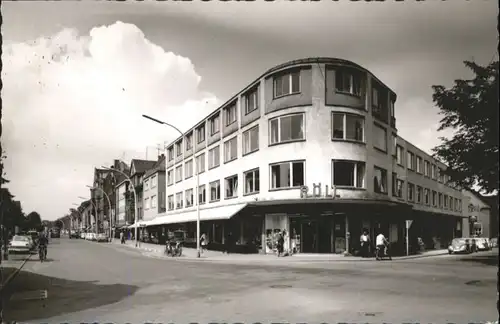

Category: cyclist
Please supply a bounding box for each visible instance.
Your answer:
[38,233,49,259]
[375,231,389,258]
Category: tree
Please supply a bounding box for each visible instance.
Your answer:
[431,59,499,194]
[25,211,43,231]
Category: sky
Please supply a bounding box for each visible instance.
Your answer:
[2,1,498,221]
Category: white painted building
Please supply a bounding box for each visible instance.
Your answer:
[136,57,465,255]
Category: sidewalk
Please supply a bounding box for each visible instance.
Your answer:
[112,239,448,263]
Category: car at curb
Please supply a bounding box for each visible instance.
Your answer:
[8,235,32,254]
[448,238,471,254]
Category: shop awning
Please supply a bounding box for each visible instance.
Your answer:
[127,221,149,229]
[147,203,248,226]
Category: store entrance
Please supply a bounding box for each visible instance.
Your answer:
[290,217,333,253]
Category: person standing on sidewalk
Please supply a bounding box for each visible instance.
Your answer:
[277,231,285,257]
[120,231,125,244]
[360,229,370,258]
[200,233,207,253]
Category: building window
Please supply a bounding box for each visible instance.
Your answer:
[167,169,174,186]
[396,145,404,165]
[424,188,430,205]
[431,164,436,180]
[151,176,157,188]
[270,161,305,190]
[175,165,182,183]
[438,193,443,208]
[225,175,238,199]
[458,199,462,212]
[197,125,206,143]
[167,147,174,161]
[335,69,362,96]
[185,159,194,179]
[244,87,259,114]
[438,168,444,183]
[416,186,423,203]
[407,151,415,170]
[225,104,237,126]
[159,192,166,213]
[151,195,157,209]
[196,153,205,174]
[390,100,395,117]
[407,182,415,202]
[424,160,430,177]
[185,189,194,207]
[210,114,220,135]
[175,140,183,157]
[185,133,193,151]
[373,166,388,194]
[416,156,423,174]
[331,113,364,142]
[175,192,183,209]
[274,70,300,98]
[243,126,259,155]
[144,180,149,191]
[372,84,387,118]
[372,87,379,109]
[167,195,174,211]
[208,146,220,169]
[198,185,206,204]
[332,160,365,188]
[244,168,260,195]
[432,190,437,207]
[444,195,449,209]
[270,113,305,145]
[392,173,404,198]
[144,198,150,210]
[209,180,221,202]
[373,123,387,152]
[224,137,238,163]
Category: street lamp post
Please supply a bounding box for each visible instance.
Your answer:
[101,166,139,248]
[142,114,201,258]
[87,185,113,241]
[78,196,97,235]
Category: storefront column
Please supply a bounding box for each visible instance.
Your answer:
[221,223,225,244]
[240,221,244,244]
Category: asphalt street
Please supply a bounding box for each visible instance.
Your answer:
[3,237,498,324]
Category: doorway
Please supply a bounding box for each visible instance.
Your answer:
[301,220,317,253]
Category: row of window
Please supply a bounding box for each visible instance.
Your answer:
[144,175,157,191]
[144,195,157,210]
[167,66,395,160]
[394,143,453,185]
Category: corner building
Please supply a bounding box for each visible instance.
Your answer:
[141,58,465,256]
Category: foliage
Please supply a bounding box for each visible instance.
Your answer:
[25,211,43,231]
[431,60,499,194]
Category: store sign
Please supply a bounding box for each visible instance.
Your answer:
[300,183,337,199]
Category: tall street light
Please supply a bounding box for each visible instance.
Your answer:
[101,166,139,248]
[87,185,113,241]
[142,114,201,258]
[72,203,83,231]
[78,196,97,235]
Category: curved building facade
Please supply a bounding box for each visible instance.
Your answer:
[139,58,464,255]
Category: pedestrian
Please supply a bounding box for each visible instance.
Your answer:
[360,229,370,258]
[200,233,207,253]
[277,231,285,257]
[120,231,125,244]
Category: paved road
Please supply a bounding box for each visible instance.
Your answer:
[3,238,498,323]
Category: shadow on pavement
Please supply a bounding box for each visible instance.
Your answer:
[2,269,139,322]
[459,254,498,266]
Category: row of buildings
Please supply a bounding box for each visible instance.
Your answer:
[67,57,497,255]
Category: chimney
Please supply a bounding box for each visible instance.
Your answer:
[158,153,165,162]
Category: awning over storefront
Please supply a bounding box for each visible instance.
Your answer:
[147,203,248,226]
[127,221,149,229]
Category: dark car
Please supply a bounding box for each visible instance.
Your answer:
[69,231,80,239]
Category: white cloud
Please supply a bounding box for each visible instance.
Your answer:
[2,21,220,220]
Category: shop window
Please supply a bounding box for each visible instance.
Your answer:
[244,168,260,195]
[332,160,365,188]
[225,175,238,198]
[274,70,300,98]
[331,113,364,142]
[243,125,259,155]
[270,161,305,190]
[209,180,221,202]
[269,113,305,145]
[373,123,387,152]
[374,166,388,194]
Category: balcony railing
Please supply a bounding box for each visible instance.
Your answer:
[390,116,396,128]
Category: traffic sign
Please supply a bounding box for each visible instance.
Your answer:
[406,220,413,229]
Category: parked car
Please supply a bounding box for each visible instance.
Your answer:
[80,232,86,239]
[69,231,80,239]
[97,233,108,242]
[475,237,491,251]
[86,233,97,241]
[490,238,498,248]
[448,238,471,254]
[8,235,32,254]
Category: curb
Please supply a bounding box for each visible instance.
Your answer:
[0,253,33,293]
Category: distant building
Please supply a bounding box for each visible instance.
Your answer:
[462,191,498,239]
